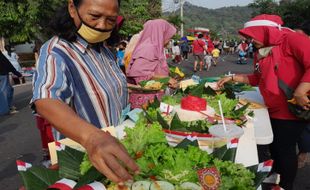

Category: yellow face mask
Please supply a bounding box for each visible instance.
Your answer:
[77,23,112,44]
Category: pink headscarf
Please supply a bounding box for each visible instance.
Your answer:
[126,19,176,83]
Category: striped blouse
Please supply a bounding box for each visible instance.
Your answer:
[31,36,128,128]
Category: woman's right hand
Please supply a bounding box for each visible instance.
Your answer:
[83,130,139,185]
[217,76,233,88]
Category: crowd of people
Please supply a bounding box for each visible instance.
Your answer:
[1,0,309,189]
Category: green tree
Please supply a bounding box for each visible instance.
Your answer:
[120,0,162,37]
[249,0,310,28]
[249,0,280,16]
[0,0,65,43]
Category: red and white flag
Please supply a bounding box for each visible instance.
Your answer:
[257,159,273,172]
[76,181,107,190]
[227,138,239,149]
[55,141,66,151]
[48,178,77,190]
[16,160,32,171]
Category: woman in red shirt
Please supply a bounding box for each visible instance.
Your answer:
[192,33,208,72]
[218,14,310,190]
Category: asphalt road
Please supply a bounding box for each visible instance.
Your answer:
[0,54,309,190]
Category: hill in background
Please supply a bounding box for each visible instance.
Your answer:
[164,2,254,39]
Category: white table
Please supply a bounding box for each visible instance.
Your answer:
[237,87,274,145]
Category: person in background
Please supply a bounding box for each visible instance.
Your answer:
[172,41,181,64]
[0,51,22,115]
[126,19,177,108]
[204,54,212,71]
[192,33,208,72]
[247,40,254,59]
[218,14,310,190]
[3,45,25,85]
[180,39,189,60]
[32,39,55,167]
[3,45,22,73]
[116,41,127,73]
[295,20,310,169]
[126,19,177,86]
[124,31,142,71]
[31,0,139,184]
[211,45,220,67]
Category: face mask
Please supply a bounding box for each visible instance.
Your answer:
[76,9,113,43]
[77,23,112,43]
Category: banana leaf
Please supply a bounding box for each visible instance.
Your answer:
[143,109,155,123]
[211,145,228,160]
[170,113,188,132]
[222,145,238,162]
[156,111,170,129]
[224,82,255,93]
[147,96,161,109]
[74,167,104,188]
[18,166,59,190]
[204,86,217,96]
[246,160,274,189]
[230,103,250,119]
[139,77,170,89]
[57,145,85,181]
[189,83,205,97]
[175,138,199,149]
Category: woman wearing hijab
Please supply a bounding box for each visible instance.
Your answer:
[126,19,177,108]
[126,19,177,84]
[218,14,310,190]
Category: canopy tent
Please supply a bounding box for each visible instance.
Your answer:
[181,36,196,41]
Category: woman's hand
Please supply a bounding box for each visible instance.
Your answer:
[293,94,310,110]
[168,77,179,89]
[217,76,233,88]
[83,130,139,185]
[294,82,310,110]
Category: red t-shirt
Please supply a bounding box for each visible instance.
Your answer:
[192,39,206,54]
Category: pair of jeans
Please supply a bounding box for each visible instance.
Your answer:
[0,75,14,115]
[270,118,307,190]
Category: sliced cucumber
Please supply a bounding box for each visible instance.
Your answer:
[150,181,175,190]
[131,181,151,190]
[179,182,202,190]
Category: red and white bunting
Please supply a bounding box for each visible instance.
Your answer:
[55,141,66,151]
[16,160,32,171]
[48,178,77,190]
[227,138,239,149]
[257,159,274,173]
[76,181,107,190]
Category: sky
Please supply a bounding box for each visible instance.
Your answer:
[163,0,254,11]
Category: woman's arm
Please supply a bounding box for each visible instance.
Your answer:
[217,74,250,88]
[35,99,139,184]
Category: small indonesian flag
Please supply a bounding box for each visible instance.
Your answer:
[16,160,32,171]
[55,141,66,151]
[48,178,77,190]
[257,160,273,173]
[227,138,239,149]
[160,102,173,114]
[76,181,107,190]
[186,135,198,142]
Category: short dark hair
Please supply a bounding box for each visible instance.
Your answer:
[198,33,203,38]
[49,0,121,42]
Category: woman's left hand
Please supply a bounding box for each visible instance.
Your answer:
[294,82,310,110]
[294,94,310,110]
